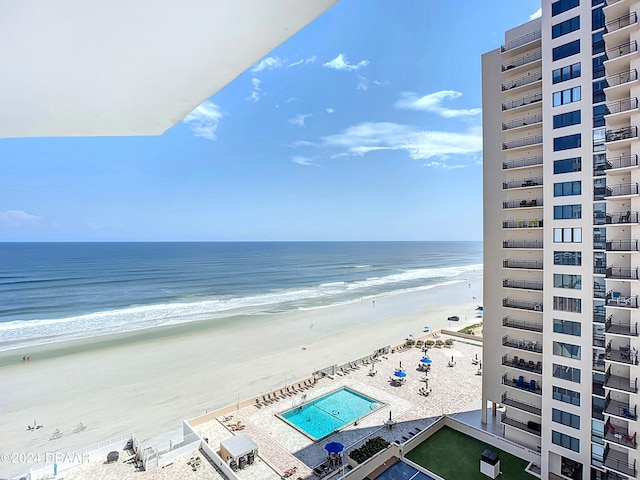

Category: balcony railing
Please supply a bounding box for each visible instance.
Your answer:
[500,412,541,436]
[502,114,543,130]
[501,71,543,91]
[501,373,541,394]
[606,294,639,308]
[502,316,543,332]
[502,93,543,111]
[502,298,543,311]
[606,317,639,336]
[502,155,543,170]
[605,367,639,393]
[605,211,639,224]
[603,444,636,477]
[606,12,637,33]
[606,154,639,170]
[605,394,638,420]
[501,29,541,52]
[502,219,543,228]
[502,354,542,373]
[606,126,638,143]
[502,177,543,189]
[502,279,543,291]
[607,240,640,252]
[604,426,637,449]
[500,391,541,416]
[606,41,638,61]
[503,240,543,249]
[606,267,639,280]
[606,98,639,115]
[503,135,543,150]
[503,198,543,209]
[606,69,638,88]
[503,260,543,270]
[606,342,639,365]
[501,50,542,71]
[605,183,639,197]
[502,336,543,353]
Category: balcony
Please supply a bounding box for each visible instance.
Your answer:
[606,98,639,124]
[606,69,638,89]
[605,182,639,197]
[501,373,541,394]
[605,40,638,62]
[606,317,639,337]
[605,126,638,144]
[607,267,640,280]
[605,422,638,449]
[605,394,638,421]
[501,29,541,53]
[502,298,542,312]
[503,260,543,270]
[603,445,636,478]
[502,93,542,111]
[502,155,542,170]
[606,343,639,366]
[605,154,639,172]
[502,114,542,131]
[605,367,639,393]
[608,12,638,32]
[606,294,639,309]
[502,135,543,151]
[502,316,543,332]
[503,198,542,209]
[502,279,543,291]
[502,219,543,228]
[501,71,542,91]
[502,336,542,354]
[607,240,640,252]
[605,211,639,224]
[502,354,542,373]
[502,240,543,249]
[502,177,543,189]
[501,50,542,72]
[500,392,541,416]
[500,412,541,437]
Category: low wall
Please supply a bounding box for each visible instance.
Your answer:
[341,443,400,480]
[200,438,240,480]
[440,329,483,343]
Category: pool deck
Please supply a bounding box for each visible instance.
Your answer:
[40,334,483,480]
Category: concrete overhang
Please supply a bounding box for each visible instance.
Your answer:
[0,0,338,138]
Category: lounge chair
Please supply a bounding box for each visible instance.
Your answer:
[606,421,616,434]
[516,375,525,388]
[255,399,261,408]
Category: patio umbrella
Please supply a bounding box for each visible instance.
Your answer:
[420,357,432,364]
[394,371,407,378]
[325,442,344,454]
[399,360,403,369]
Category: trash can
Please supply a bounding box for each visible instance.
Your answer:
[480,449,500,479]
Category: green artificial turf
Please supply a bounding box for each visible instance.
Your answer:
[405,426,536,480]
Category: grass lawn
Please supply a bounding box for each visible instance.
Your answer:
[405,426,535,480]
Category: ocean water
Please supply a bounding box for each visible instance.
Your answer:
[0,242,482,351]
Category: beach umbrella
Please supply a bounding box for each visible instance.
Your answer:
[325,442,344,454]
[389,411,392,421]
[394,371,407,378]
[420,357,432,364]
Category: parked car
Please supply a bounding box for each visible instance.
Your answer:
[448,315,460,321]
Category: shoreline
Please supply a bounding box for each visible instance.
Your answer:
[0,275,482,478]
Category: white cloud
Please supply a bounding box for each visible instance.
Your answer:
[251,56,283,72]
[530,8,542,20]
[321,122,482,161]
[246,78,263,103]
[292,156,318,166]
[394,90,481,118]
[288,114,312,127]
[291,140,316,148]
[323,53,369,71]
[289,55,316,68]
[326,108,335,114]
[0,210,44,227]
[356,75,369,91]
[423,161,465,169]
[182,100,225,140]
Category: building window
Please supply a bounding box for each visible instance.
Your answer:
[554,157,581,174]
[554,205,582,219]
[593,79,607,104]
[593,128,606,152]
[593,55,606,79]
[553,341,581,359]
[554,181,581,197]
[592,6,605,30]
[593,104,607,128]
[554,110,581,128]
[553,62,581,84]
[554,228,582,243]
[553,385,581,405]
[552,0,580,17]
[553,40,581,61]
[553,274,582,289]
[553,363,581,383]
[552,408,581,428]
[553,318,581,336]
[553,16,581,38]
[552,431,580,452]
[553,296,581,312]
[554,134,581,151]
[592,30,605,54]
[553,86,581,106]
[554,251,582,266]
[593,153,606,176]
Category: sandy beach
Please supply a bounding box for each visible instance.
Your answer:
[0,274,482,478]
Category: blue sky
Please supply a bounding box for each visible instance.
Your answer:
[1,1,541,242]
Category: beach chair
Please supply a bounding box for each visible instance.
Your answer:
[623,408,636,419]
[606,421,616,434]
[624,432,637,444]
[255,399,261,408]
[516,376,525,388]
[529,379,536,391]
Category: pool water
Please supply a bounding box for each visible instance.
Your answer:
[370,460,436,480]
[280,387,382,440]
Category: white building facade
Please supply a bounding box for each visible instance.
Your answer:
[482,0,640,478]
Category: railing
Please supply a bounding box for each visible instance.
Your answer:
[604,428,638,449]
[501,29,541,52]
[605,367,639,393]
[500,391,542,416]
[606,343,639,365]
[606,154,639,170]
[503,198,543,209]
[606,69,638,88]
[605,211,639,224]
[502,219,543,228]
[502,336,542,353]
[606,266,639,280]
[606,126,638,142]
[502,93,543,111]
[603,444,636,477]
[501,50,542,71]
[606,41,638,61]
[503,135,543,150]
[502,316,543,332]
[501,373,541,394]
[502,114,543,130]
[606,12,637,33]
[606,317,638,336]
[502,298,543,311]
[605,182,639,196]
[501,71,542,91]
[503,240,543,249]
[605,294,639,308]
[606,98,639,115]
[502,177,543,189]
[606,240,640,252]
[605,393,638,420]
[501,354,542,373]
[502,279,543,290]
[500,412,541,436]
[503,260,543,270]
[502,155,543,170]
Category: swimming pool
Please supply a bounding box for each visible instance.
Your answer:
[280,387,383,441]
[370,460,436,480]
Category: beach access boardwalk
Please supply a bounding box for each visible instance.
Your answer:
[44,333,482,480]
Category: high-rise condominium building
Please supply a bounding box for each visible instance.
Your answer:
[482,0,640,478]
